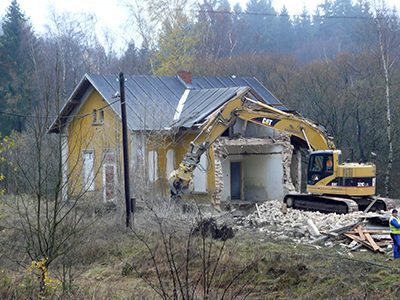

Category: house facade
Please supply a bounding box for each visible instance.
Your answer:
[49,71,302,207]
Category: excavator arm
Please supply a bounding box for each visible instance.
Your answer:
[238,101,335,152]
[168,94,335,196]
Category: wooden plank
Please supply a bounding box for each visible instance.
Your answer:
[376,241,393,246]
[327,221,362,236]
[346,230,389,234]
[364,232,380,251]
[344,233,385,253]
[356,226,366,241]
[344,233,369,246]
[322,231,339,239]
[370,234,391,240]
[364,198,378,213]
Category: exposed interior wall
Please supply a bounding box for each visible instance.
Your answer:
[213,133,297,205]
[290,149,302,193]
[192,153,208,193]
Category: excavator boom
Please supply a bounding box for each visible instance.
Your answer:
[168,94,331,195]
[168,94,395,213]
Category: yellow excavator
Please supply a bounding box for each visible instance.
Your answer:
[168,92,395,214]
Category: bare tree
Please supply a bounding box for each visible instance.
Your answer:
[125,200,258,300]
[0,35,110,296]
[371,0,400,197]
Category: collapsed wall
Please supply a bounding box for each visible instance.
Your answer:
[212,133,298,207]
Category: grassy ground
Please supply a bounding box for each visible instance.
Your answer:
[1,200,400,299]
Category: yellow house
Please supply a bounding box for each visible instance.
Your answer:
[49,71,301,208]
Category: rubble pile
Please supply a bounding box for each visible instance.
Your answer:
[233,200,392,247]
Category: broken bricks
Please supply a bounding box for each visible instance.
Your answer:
[235,200,394,254]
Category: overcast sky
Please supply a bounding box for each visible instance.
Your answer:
[1,0,397,33]
[0,0,398,49]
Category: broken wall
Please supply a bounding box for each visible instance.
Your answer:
[213,130,297,205]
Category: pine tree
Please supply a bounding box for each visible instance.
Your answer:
[243,0,278,53]
[276,5,294,54]
[0,0,38,134]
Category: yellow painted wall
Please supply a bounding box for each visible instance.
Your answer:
[67,90,122,198]
[66,89,216,204]
[144,131,217,203]
[170,132,216,203]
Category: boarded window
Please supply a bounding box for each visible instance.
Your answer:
[99,110,104,123]
[92,110,97,123]
[103,152,116,201]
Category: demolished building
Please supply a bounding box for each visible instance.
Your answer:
[49,71,302,207]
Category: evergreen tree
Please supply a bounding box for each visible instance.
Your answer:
[243,0,278,53]
[120,40,152,75]
[293,6,313,44]
[314,0,367,56]
[0,0,38,135]
[276,5,294,54]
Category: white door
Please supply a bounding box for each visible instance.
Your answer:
[82,150,95,191]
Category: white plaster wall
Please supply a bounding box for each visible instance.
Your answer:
[193,154,207,193]
[220,159,229,202]
[220,155,240,202]
[219,143,285,202]
[166,149,174,179]
[264,145,285,200]
[148,150,158,183]
[243,155,269,201]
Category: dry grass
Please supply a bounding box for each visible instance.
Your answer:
[1,197,400,299]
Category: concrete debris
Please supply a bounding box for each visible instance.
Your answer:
[233,200,393,252]
[307,219,320,236]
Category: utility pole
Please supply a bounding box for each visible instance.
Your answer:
[119,72,132,228]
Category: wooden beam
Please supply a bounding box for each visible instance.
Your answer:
[364,198,378,213]
[364,232,381,252]
[346,230,389,234]
[344,233,385,253]
[356,226,366,241]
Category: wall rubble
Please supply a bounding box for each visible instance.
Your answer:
[235,200,365,243]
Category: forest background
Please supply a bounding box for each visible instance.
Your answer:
[0,0,400,198]
[1,0,400,298]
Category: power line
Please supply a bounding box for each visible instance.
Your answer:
[0,98,120,120]
[26,0,395,21]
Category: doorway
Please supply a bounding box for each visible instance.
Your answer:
[230,161,242,200]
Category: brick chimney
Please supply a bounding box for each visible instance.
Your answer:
[177,70,193,85]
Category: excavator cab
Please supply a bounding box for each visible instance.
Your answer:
[307,150,338,186]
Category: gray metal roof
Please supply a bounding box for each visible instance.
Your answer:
[49,73,287,133]
[173,86,250,128]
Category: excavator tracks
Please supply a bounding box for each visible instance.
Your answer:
[283,194,395,214]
